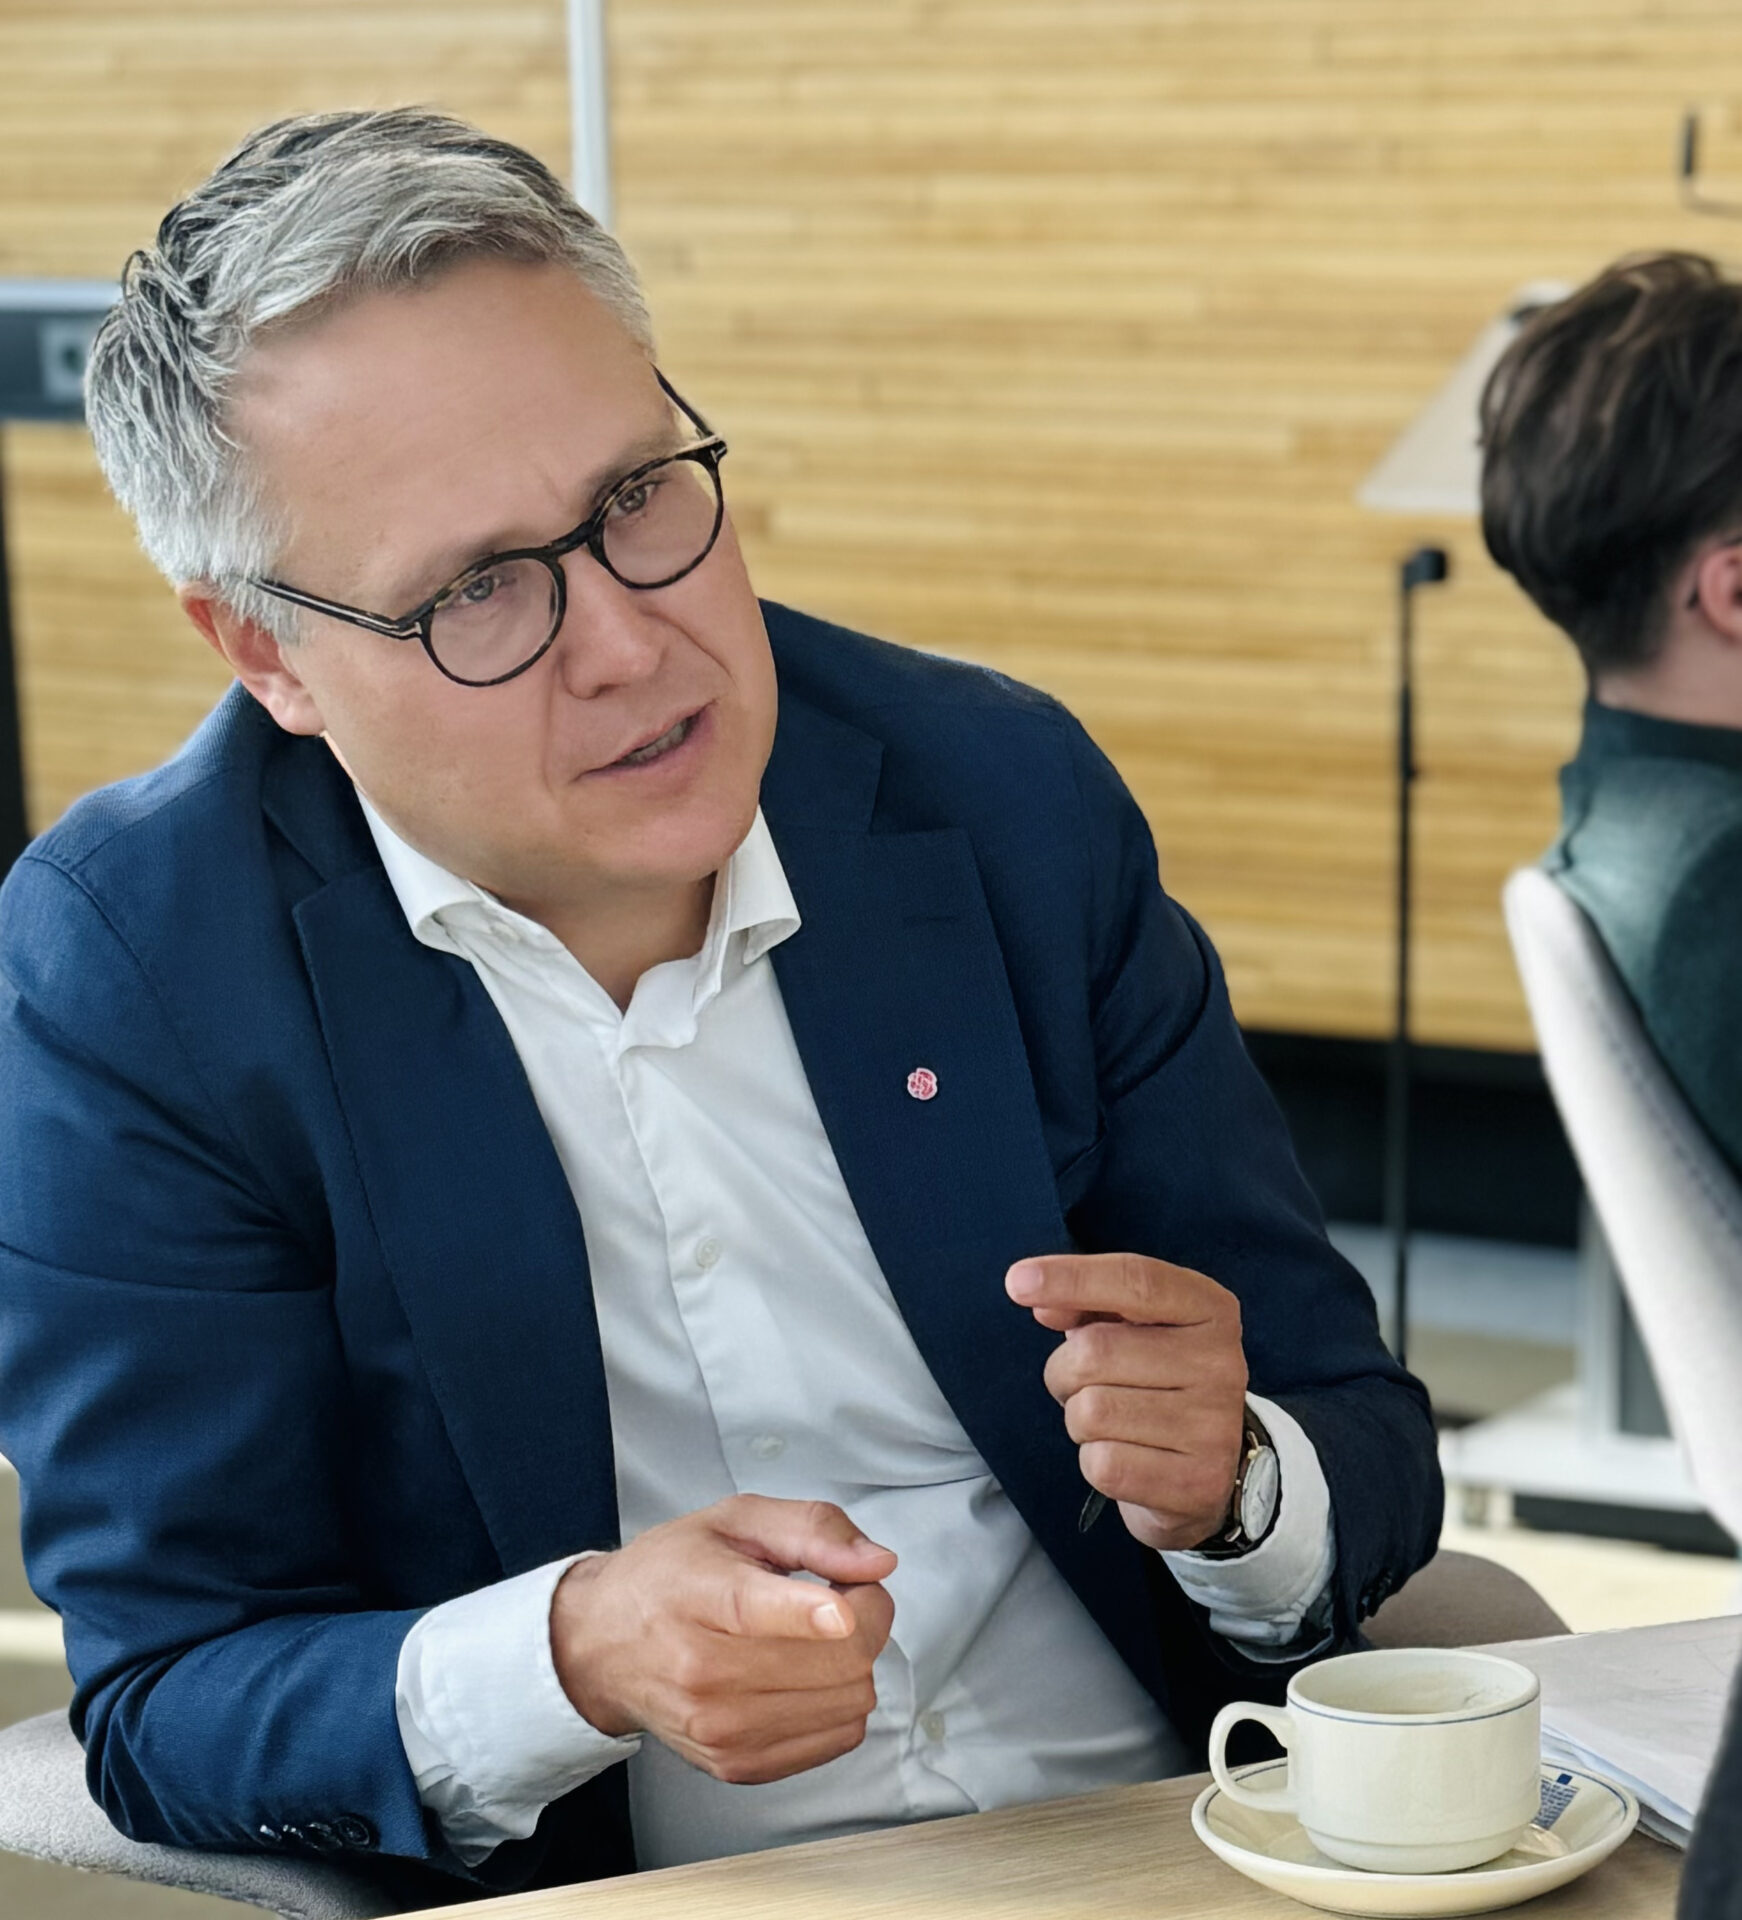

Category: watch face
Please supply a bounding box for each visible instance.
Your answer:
[1239,1446,1281,1543]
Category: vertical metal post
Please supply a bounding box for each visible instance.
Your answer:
[568,0,614,226]
[1385,583,1416,1366]
[1385,547,1449,1367]
[0,428,28,880]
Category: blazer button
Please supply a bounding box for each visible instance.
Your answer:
[301,1820,343,1853]
[333,1813,378,1850]
[256,1823,283,1846]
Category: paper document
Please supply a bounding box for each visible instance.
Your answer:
[1482,1614,1742,1848]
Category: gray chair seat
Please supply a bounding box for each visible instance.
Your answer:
[0,1711,398,1918]
[1365,1548,1569,1650]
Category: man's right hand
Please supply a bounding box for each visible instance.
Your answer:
[550,1495,898,1786]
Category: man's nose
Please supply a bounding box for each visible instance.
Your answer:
[549,546,664,695]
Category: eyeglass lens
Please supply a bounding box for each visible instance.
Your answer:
[427,455,723,684]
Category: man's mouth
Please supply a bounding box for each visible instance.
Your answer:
[606,711,700,770]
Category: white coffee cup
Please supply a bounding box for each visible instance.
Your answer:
[1208,1647,1542,1874]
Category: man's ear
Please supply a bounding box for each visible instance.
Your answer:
[1691,541,1742,648]
[179,586,325,736]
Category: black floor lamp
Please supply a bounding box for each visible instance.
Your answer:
[1356,283,1566,1363]
[0,280,117,884]
[1385,546,1448,1368]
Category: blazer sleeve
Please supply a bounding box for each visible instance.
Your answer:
[0,850,449,1873]
[1058,722,1444,1651]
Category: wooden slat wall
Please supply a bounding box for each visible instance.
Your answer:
[609,0,1742,1046]
[0,0,572,857]
[4,2,1739,1045]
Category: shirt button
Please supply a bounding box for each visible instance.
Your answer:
[748,1434,786,1461]
[494,923,523,944]
[920,1710,947,1743]
[695,1236,723,1270]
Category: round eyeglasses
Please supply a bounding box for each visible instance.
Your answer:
[247,373,727,688]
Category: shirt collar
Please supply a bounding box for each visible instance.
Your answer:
[727,809,802,964]
[356,793,801,977]
[1576,697,1742,776]
[356,794,483,951]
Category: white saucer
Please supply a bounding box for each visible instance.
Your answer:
[1190,1760,1640,1917]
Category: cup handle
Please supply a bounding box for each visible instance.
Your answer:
[1208,1700,1297,1812]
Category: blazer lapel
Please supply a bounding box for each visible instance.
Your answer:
[265,742,619,1577]
[763,702,1165,1692]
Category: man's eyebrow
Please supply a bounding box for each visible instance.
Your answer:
[385,427,688,612]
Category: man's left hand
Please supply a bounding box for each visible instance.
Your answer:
[1006,1254,1249,1553]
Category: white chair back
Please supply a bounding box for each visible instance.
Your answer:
[1503,866,1742,1542]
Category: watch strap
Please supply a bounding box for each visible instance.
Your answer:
[1191,1406,1278,1560]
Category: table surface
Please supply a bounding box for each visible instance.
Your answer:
[408,1771,1682,1920]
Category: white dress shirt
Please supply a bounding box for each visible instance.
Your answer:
[361,798,1336,1869]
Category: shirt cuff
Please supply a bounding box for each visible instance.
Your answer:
[1160,1393,1336,1651]
[394,1552,641,1865]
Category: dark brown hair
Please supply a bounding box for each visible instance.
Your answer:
[1479,251,1742,677]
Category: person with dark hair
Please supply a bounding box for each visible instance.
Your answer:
[1484,252,1742,1919]
[1481,249,1742,1174]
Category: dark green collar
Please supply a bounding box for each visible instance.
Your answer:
[1576,698,1742,775]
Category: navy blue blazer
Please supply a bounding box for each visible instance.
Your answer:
[0,602,1440,1898]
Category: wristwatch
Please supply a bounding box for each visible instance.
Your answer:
[1191,1406,1281,1559]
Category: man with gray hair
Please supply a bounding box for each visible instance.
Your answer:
[0,109,1438,1901]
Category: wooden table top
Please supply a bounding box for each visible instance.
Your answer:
[409,1771,1682,1919]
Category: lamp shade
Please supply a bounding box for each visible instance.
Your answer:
[1358,281,1571,516]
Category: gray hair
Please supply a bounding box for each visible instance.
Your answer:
[84,107,654,640]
